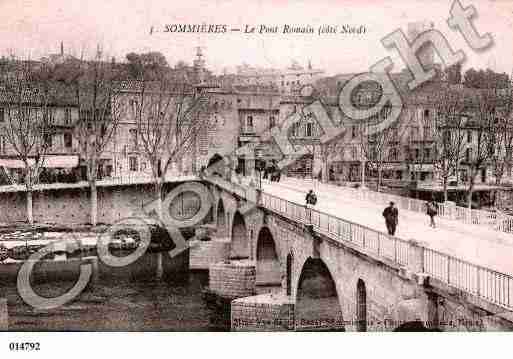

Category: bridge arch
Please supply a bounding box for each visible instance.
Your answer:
[256,227,281,287]
[356,279,367,332]
[231,211,249,259]
[295,257,344,331]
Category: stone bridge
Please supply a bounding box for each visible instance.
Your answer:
[199,175,513,332]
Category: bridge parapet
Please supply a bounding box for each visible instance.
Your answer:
[204,176,513,317]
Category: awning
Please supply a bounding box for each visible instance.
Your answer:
[408,164,434,172]
[0,159,33,169]
[0,155,78,169]
[41,155,79,168]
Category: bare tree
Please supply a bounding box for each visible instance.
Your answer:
[358,105,404,191]
[67,55,125,226]
[359,125,394,191]
[464,91,498,209]
[432,90,467,202]
[401,106,435,194]
[1,60,57,224]
[132,69,207,219]
[488,96,513,186]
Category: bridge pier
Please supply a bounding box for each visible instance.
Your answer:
[231,293,294,331]
[208,260,256,298]
[189,225,231,270]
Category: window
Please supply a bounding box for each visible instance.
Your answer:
[64,108,72,125]
[0,135,4,154]
[292,122,300,137]
[411,126,420,140]
[0,108,4,122]
[306,122,313,137]
[46,108,55,124]
[64,132,73,148]
[129,129,138,150]
[415,148,420,160]
[351,146,357,160]
[286,253,293,296]
[356,279,367,332]
[424,109,430,118]
[389,148,398,161]
[351,125,357,139]
[130,99,138,115]
[466,148,472,162]
[467,130,472,143]
[246,115,253,129]
[129,156,138,172]
[443,131,451,143]
[381,104,391,119]
[269,116,276,129]
[424,148,431,160]
[43,133,52,148]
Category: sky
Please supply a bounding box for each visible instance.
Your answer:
[0,0,512,76]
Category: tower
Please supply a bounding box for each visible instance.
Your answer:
[60,41,64,56]
[193,46,206,84]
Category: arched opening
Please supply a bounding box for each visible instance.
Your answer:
[256,227,281,287]
[295,258,344,331]
[286,253,293,296]
[394,321,428,332]
[230,211,249,259]
[216,199,226,237]
[356,279,367,332]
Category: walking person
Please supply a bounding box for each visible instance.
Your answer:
[426,200,438,228]
[382,201,398,236]
[305,189,317,224]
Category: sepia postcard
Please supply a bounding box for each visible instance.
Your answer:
[0,0,513,356]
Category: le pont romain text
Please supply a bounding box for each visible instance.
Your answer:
[161,23,366,35]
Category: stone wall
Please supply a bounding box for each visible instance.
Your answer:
[231,293,294,331]
[0,181,204,225]
[0,298,7,330]
[209,260,256,298]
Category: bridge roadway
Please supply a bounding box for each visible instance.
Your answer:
[256,177,513,276]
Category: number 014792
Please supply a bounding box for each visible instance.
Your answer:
[9,342,40,351]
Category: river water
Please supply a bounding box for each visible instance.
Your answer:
[3,253,228,331]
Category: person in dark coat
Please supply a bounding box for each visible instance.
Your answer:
[305,189,317,223]
[426,201,438,228]
[382,201,399,235]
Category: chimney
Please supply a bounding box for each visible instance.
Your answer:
[60,41,64,56]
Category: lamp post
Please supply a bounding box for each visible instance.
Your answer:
[361,158,366,189]
[256,154,264,190]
